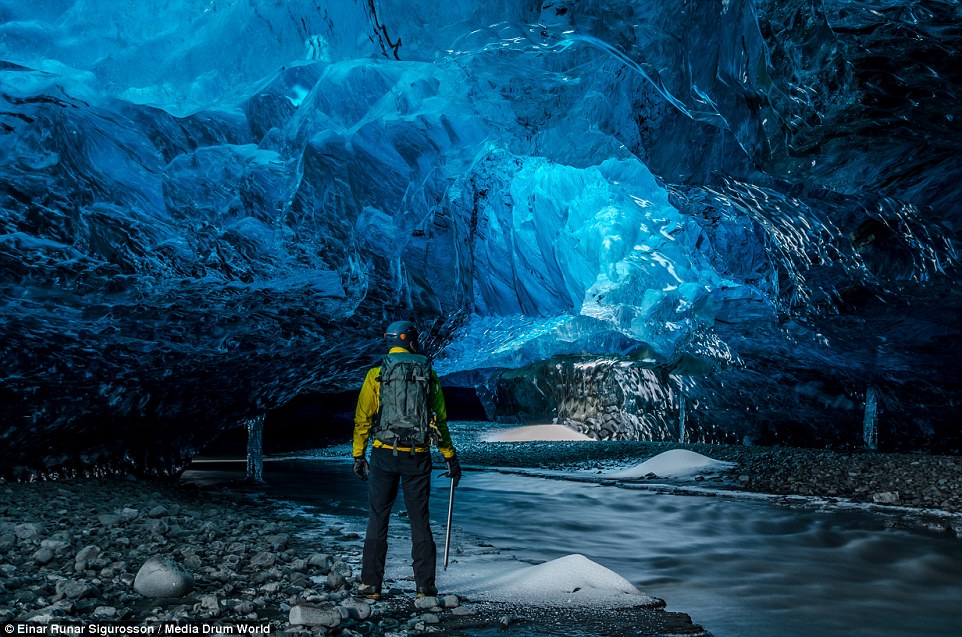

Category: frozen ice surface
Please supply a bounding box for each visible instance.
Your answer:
[608,449,735,479]
[450,553,657,608]
[482,425,595,443]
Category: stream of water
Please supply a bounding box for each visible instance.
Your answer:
[186,458,962,637]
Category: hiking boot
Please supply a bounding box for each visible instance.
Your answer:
[356,583,382,600]
[416,585,438,598]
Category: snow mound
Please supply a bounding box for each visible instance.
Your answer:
[463,554,657,608]
[483,425,594,442]
[609,449,735,479]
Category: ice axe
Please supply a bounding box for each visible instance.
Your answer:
[443,474,455,570]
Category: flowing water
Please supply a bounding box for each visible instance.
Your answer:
[186,458,962,637]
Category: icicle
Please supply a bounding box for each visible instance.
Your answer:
[863,386,878,451]
[678,393,687,444]
[246,415,265,482]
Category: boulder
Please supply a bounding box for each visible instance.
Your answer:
[133,557,194,598]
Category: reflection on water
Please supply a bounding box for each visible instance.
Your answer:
[184,460,962,637]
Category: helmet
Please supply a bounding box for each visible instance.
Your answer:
[384,320,419,351]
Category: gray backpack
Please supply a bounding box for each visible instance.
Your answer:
[375,352,439,452]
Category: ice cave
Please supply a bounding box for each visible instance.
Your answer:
[2,0,959,478]
[2,2,962,636]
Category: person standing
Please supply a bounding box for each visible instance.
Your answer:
[351,320,462,600]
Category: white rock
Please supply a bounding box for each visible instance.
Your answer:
[289,604,342,628]
[133,556,194,598]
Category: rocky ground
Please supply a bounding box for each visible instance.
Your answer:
[0,476,708,637]
[3,439,960,636]
[690,444,962,513]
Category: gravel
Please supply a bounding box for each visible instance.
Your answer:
[458,435,962,513]
[7,433,953,635]
[0,472,712,636]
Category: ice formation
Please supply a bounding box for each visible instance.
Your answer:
[608,449,736,479]
[1,1,960,476]
[452,553,658,608]
[482,424,594,443]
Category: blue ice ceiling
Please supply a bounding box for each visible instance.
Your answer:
[1,1,960,476]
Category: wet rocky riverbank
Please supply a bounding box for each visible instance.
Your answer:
[456,436,962,515]
[0,476,708,636]
[3,436,960,636]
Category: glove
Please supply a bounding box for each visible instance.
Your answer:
[444,455,462,488]
[353,456,369,481]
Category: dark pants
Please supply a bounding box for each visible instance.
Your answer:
[361,447,436,590]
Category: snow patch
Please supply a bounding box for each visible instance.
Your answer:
[453,554,657,608]
[483,425,594,443]
[609,449,735,478]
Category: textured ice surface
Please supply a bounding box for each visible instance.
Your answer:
[608,449,736,479]
[1,1,961,476]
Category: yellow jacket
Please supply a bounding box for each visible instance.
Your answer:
[352,347,456,459]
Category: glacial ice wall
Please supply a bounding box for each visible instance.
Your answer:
[1,0,960,477]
